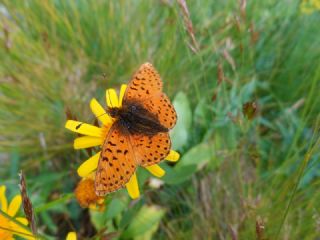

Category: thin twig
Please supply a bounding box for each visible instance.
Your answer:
[177,0,199,53]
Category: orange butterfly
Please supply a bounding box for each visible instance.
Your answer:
[95,63,177,196]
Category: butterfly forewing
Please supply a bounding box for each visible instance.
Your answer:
[125,63,163,100]
[124,63,177,129]
[143,93,177,129]
[131,132,171,167]
[95,124,137,196]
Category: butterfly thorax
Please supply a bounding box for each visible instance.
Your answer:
[108,100,168,136]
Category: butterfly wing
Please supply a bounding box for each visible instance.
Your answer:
[124,62,162,99]
[95,124,137,196]
[124,62,177,129]
[130,132,171,167]
[143,93,177,129]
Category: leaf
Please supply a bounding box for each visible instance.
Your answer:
[170,92,192,150]
[35,193,73,213]
[119,199,144,229]
[91,197,127,230]
[240,80,257,101]
[105,198,128,219]
[298,153,320,189]
[40,211,57,233]
[90,207,110,231]
[134,223,160,240]
[162,164,197,185]
[194,98,208,126]
[163,142,219,185]
[121,205,165,239]
[175,142,215,169]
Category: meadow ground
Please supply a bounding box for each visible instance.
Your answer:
[0,0,320,239]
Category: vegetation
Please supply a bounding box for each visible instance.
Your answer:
[0,0,319,239]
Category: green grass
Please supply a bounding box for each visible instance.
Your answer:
[0,0,320,239]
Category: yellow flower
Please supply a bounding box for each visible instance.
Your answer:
[74,175,105,211]
[65,84,180,199]
[0,185,35,240]
[66,231,77,240]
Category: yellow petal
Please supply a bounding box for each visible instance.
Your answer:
[65,120,103,137]
[145,164,165,178]
[8,221,35,240]
[66,232,77,240]
[90,98,113,126]
[165,150,180,162]
[126,173,140,199]
[119,84,127,107]
[74,136,102,149]
[106,88,119,108]
[16,217,28,225]
[77,151,101,177]
[8,195,21,217]
[0,185,8,212]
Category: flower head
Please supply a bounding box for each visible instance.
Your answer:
[0,185,35,240]
[74,175,105,211]
[66,85,180,200]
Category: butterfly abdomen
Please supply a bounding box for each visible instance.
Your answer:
[109,100,168,136]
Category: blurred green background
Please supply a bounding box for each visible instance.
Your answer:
[0,0,320,239]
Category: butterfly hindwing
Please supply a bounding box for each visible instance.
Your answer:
[95,124,137,196]
[131,132,171,167]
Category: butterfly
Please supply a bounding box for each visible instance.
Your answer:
[95,63,177,196]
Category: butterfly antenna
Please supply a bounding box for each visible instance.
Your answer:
[96,112,108,119]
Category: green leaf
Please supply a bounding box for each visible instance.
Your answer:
[134,223,161,240]
[175,142,215,169]
[194,98,209,126]
[91,197,127,230]
[90,207,110,231]
[163,142,219,185]
[162,164,197,185]
[105,198,128,219]
[121,205,165,239]
[40,211,57,233]
[35,193,74,213]
[240,80,257,101]
[120,199,144,229]
[170,92,192,150]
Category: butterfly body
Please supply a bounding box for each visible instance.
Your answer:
[95,63,177,196]
[108,100,168,137]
